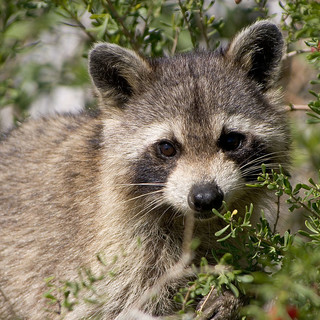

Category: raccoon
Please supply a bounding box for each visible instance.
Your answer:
[0,21,289,320]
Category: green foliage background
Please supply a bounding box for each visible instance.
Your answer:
[1,0,320,319]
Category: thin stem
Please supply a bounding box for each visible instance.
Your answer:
[273,194,281,233]
[182,212,195,259]
[283,49,311,60]
[103,0,139,51]
[291,193,319,217]
[60,3,96,42]
[286,104,310,111]
[197,284,215,313]
[178,0,197,48]
[198,1,209,49]
[182,283,196,312]
[171,26,180,55]
[129,213,195,315]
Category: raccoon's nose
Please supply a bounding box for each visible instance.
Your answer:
[187,183,224,213]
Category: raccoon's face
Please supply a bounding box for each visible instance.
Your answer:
[89,21,290,220]
[120,83,288,219]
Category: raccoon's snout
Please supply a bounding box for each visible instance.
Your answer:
[187,183,224,213]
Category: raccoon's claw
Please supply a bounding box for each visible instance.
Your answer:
[195,289,244,320]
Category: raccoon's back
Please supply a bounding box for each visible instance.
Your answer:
[0,113,103,318]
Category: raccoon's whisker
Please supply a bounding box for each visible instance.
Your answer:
[173,209,186,220]
[239,158,286,174]
[97,193,164,223]
[143,197,165,213]
[125,204,159,225]
[126,196,165,223]
[237,148,270,168]
[158,204,176,223]
[228,180,264,192]
[240,163,283,177]
[220,192,256,211]
[116,189,164,206]
[123,190,161,203]
[128,199,167,224]
[170,209,183,223]
[249,149,288,159]
[227,184,273,204]
[226,181,261,194]
[240,163,280,174]
[239,151,288,171]
[238,149,287,166]
[115,183,166,188]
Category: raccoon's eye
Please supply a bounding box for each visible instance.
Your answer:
[157,141,177,158]
[218,132,245,151]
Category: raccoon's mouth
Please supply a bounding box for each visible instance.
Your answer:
[193,208,221,220]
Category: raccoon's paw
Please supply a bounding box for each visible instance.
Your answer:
[195,289,245,320]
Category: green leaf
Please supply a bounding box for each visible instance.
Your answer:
[212,208,225,219]
[215,224,230,237]
[237,274,254,283]
[228,283,239,297]
[90,14,107,19]
[305,220,319,234]
[44,293,57,301]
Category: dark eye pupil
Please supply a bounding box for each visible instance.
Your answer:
[219,132,244,151]
[158,141,176,157]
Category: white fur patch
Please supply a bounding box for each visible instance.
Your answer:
[163,154,244,213]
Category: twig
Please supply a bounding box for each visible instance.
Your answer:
[198,1,210,49]
[171,26,180,55]
[178,0,197,48]
[128,261,194,317]
[128,212,196,316]
[197,284,215,314]
[283,49,311,60]
[291,194,318,217]
[60,4,96,42]
[182,212,195,255]
[182,283,196,312]
[103,0,139,51]
[286,104,310,112]
[273,194,281,233]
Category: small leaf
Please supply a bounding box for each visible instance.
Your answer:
[44,293,57,301]
[90,14,107,19]
[228,283,239,297]
[305,220,319,234]
[215,224,230,237]
[237,274,254,283]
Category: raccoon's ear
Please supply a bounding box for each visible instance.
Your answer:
[89,43,151,105]
[225,20,284,91]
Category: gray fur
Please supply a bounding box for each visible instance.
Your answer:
[0,21,289,319]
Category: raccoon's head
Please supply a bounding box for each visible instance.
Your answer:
[89,21,290,221]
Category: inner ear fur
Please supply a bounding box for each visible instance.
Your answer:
[89,43,152,105]
[225,20,284,91]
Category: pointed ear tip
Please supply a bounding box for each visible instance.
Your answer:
[89,42,114,55]
[250,20,283,38]
[88,43,127,69]
[251,20,278,29]
[227,20,284,56]
[89,43,106,62]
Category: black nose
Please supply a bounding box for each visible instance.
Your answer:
[188,183,224,212]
